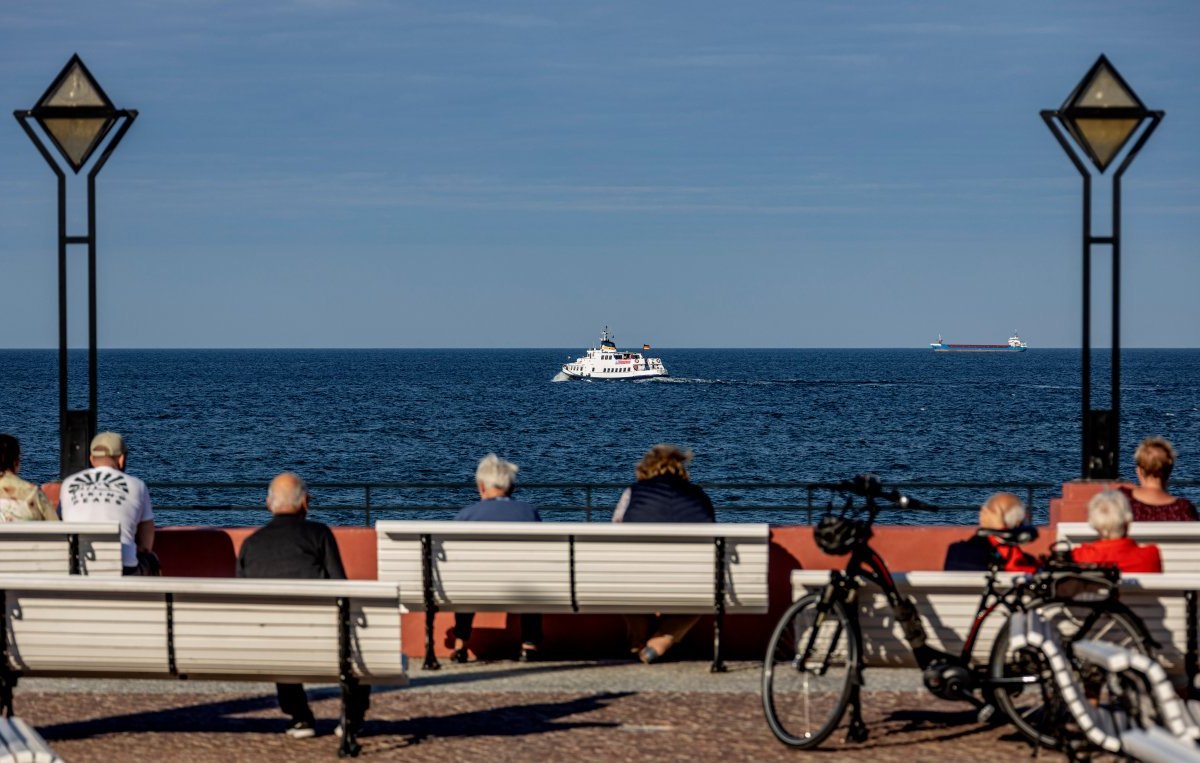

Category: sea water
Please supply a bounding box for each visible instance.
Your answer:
[1,348,1197,526]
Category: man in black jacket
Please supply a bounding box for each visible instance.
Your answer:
[237,472,370,740]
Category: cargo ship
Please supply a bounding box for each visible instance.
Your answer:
[930,333,1028,352]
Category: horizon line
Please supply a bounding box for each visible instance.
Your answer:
[4,346,1200,352]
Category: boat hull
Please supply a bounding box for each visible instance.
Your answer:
[560,368,669,380]
[930,346,1027,352]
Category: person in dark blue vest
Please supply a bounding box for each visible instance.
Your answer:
[450,453,544,663]
[613,444,715,663]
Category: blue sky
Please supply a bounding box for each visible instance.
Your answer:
[2,1,1198,348]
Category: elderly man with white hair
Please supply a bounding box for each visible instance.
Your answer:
[237,472,371,741]
[944,491,1037,572]
[1073,489,1163,573]
[450,453,544,663]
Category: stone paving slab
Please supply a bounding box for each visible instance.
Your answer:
[11,661,1106,762]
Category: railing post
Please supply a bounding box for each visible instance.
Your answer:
[585,486,593,522]
[364,485,372,528]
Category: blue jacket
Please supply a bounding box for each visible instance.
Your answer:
[455,496,542,522]
[622,475,714,523]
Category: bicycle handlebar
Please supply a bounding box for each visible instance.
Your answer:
[817,473,934,510]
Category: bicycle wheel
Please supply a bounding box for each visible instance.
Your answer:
[762,592,859,748]
[989,600,1150,748]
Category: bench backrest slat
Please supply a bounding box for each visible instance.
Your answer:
[0,577,406,684]
[0,523,122,576]
[376,521,770,613]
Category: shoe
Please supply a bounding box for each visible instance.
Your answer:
[449,648,469,664]
[335,722,362,739]
[518,645,539,662]
[285,720,316,739]
[639,646,661,665]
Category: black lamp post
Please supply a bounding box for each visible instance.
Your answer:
[14,54,137,477]
[1042,55,1163,479]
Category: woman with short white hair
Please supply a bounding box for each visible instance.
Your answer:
[451,453,544,663]
[1072,490,1163,573]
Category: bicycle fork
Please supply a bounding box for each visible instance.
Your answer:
[823,584,869,744]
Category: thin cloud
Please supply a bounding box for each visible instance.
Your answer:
[436,12,560,29]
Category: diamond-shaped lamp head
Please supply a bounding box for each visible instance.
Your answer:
[30,54,117,173]
[1058,55,1149,173]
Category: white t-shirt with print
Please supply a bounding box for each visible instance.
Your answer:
[60,466,154,567]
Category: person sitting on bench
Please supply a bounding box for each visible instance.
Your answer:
[944,491,1037,572]
[1072,489,1163,573]
[237,472,371,740]
[450,453,544,663]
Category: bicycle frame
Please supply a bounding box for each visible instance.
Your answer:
[811,495,1039,692]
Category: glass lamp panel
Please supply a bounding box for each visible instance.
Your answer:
[1073,65,1138,109]
[40,116,114,170]
[1072,117,1140,170]
[43,62,110,108]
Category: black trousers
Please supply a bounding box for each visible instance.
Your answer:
[453,612,544,645]
[277,682,371,725]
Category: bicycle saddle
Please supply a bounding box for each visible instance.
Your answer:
[975,526,1038,545]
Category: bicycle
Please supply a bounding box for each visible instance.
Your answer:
[761,474,1156,750]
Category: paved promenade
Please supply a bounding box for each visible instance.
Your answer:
[15,660,1092,761]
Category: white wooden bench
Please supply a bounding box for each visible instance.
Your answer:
[792,570,1011,667]
[0,523,122,576]
[0,717,60,763]
[375,521,770,671]
[0,576,407,757]
[1113,574,1200,695]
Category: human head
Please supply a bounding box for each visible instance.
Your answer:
[979,492,1026,530]
[635,444,692,482]
[267,472,309,515]
[1135,436,1177,483]
[89,432,127,470]
[1087,489,1133,540]
[475,453,519,497]
[0,434,19,473]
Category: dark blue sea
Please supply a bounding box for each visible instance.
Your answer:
[2,349,1197,527]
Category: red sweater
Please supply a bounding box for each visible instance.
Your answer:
[1072,537,1163,573]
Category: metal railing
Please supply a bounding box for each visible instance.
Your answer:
[133,479,1123,527]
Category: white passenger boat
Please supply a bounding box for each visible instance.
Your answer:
[560,327,668,380]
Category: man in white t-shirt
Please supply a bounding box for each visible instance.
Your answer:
[60,432,156,575]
